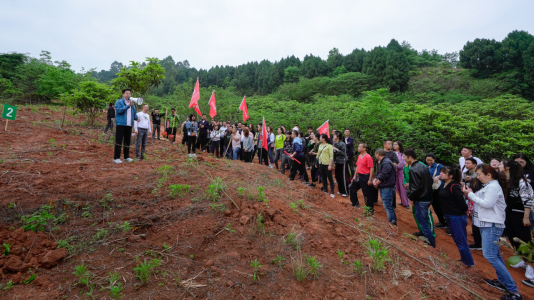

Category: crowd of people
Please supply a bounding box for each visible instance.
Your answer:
[109,89,533,300]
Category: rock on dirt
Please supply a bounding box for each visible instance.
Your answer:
[4,255,23,272]
[38,248,67,268]
[239,215,250,225]
[34,275,51,287]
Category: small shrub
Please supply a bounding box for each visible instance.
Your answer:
[289,203,298,213]
[257,187,267,202]
[94,229,109,240]
[118,222,133,233]
[21,205,56,232]
[225,223,235,233]
[284,231,302,250]
[237,187,245,196]
[272,255,285,268]
[2,280,14,290]
[3,243,11,256]
[100,193,113,209]
[363,206,373,217]
[352,260,366,275]
[292,254,309,282]
[298,200,306,209]
[337,249,346,264]
[133,259,161,284]
[305,255,322,279]
[23,274,36,284]
[256,213,265,234]
[168,184,191,198]
[365,238,391,271]
[206,178,226,202]
[251,259,262,281]
[73,262,91,286]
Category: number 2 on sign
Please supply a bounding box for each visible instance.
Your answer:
[6,108,13,117]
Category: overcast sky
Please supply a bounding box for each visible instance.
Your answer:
[1,0,533,72]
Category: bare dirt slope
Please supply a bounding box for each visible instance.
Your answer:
[0,106,531,299]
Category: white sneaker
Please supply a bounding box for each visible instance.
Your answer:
[337,192,340,195]
[511,260,527,269]
[334,181,337,184]
[269,165,273,169]
[112,159,122,164]
[342,194,348,197]
[124,158,134,163]
[193,154,197,157]
[330,194,335,198]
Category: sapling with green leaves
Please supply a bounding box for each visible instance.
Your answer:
[257,187,267,202]
[305,255,322,279]
[272,255,286,268]
[73,262,92,286]
[133,258,161,284]
[298,200,306,209]
[289,203,298,213]
[3,243,11,256]
[225,223,235,233]
[251,259,262,281]
[337,249,347,264]
[352,260,366,275]
[256,213,265,234]
[365,238,391,271]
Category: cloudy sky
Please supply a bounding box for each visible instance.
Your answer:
[1,0,533,72]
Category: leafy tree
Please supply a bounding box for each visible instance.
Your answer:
[284,66,300,83]
[62,81,117,125]
[332,65,348,77]
[0,53,27,80]
[327,72,370,96]
[111,57,165,97]
[327,48,344,72]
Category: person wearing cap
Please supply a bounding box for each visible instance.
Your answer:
[113,89,139,164]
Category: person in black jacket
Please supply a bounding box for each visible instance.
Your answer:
[373,149,397,225]
[333,131,349,197]
[151,109,165,140]
[197,114,210,152]
[104,103,115,135]
[439,166,474,266]
[404,149,435,247]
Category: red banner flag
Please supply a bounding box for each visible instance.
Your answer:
[317,120,330,138]
[239,96,249,121]
[208,90,216,118]
[189,78,200,109]
[261,117,268,151]
[193,104,202,116]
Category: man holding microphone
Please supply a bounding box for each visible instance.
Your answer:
[113,89,140,164]
[135,104,152,161]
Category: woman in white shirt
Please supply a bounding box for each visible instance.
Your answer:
[209,125,224,158]
[462,164,522,300]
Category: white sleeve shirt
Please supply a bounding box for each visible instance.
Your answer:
[459,156,483,172]
[134,112,151,133]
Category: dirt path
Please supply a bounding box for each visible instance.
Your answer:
[0,106,531,299]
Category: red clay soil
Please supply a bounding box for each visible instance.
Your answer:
[0,106,532,299]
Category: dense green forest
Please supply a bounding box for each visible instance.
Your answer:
[1,30,534,164]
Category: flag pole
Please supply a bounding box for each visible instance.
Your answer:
[223,95,245,159]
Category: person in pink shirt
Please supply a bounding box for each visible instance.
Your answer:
[394,141,410,209]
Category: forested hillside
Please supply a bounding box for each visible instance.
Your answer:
[1,30,534,163]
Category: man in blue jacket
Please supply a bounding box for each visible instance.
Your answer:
[113,89,140,164]
[373,149,397,225]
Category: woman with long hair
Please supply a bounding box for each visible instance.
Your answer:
[499,160,533,255]
[513,153,534,232]
[463,165,522,300]
[185,115,198,157]
[256,124,269,166]
[393,141,409,209]
[490,158,501,172]
[332,131,349,197]
[439,166,474,267]
[281,131,293,175]
[318,133,335,198]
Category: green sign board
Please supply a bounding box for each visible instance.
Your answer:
[2,104,17,121]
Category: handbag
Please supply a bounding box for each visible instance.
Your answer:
[315,145,326,167]
[432,165,442,190]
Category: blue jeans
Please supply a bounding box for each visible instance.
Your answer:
[480,224,518,294]
[268,147,274,164]
[233,147,241,160]
[379,187,397,224]
[414,201,436,247]
[445,215,474,266]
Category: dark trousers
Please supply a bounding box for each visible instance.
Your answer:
[472,224,482,246]
[114,125,132,160]
[152,124,160,139]
[187,136,197,153]
[347,155,355,175]
[445,214,475,266]
[258,148,269,166]
[182,130,187,145]
[431,190,446,225]
[104,118,114,134]
[135,128,148,159]
[290,156,309,182]
[319,164,335,194]
[198,135,209,151]
[166,127,177,142]
[210,140,221,157]
[351,174,375,210]
[243,151,252,162]
[220,140,226,156]
[505,210,532,250]
[335,162,349,195]
[310,163,319,183]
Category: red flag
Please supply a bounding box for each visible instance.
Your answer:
[261,117,268,151]
[208,90,216,118]
[239,96,249,121]
[189,78,200,109]
[193,104,202,116]
[317,120,330,138]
